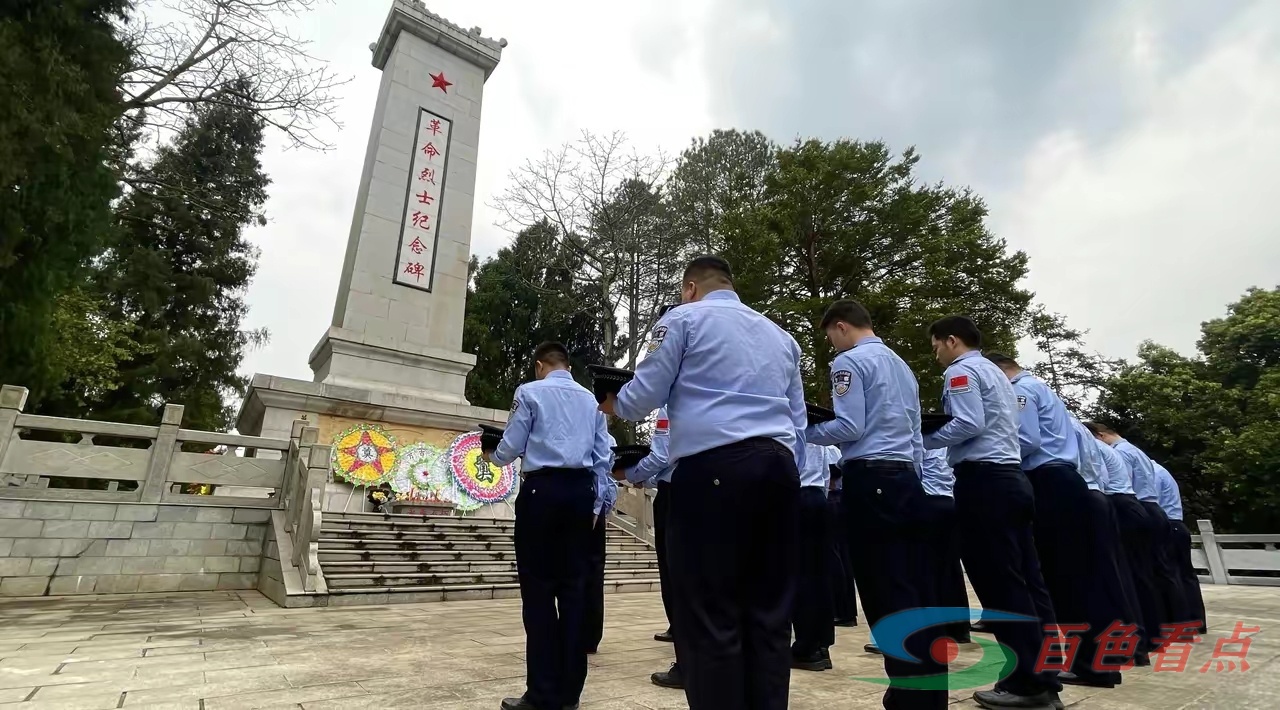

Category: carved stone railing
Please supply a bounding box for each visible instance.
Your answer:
[0,385,292,505]
[1191,520,1280,587]
[612,485,656,546]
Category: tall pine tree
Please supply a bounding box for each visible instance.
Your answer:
[88,79,269,430]
[0,0,132,400]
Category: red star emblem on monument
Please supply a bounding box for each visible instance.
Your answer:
[340,431,389,475]
[430,71,452,93]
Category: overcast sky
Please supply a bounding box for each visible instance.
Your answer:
[237,0,1280,383]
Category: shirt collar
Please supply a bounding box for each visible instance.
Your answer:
[954,349,982,364]
[1011,371,1030,384]
[854,335,883,348]
[546,370,573,381]
[702,290,741,303]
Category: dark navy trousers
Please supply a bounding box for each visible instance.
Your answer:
[667,437,799,710]
[514,468,595,710]
[953,462,1062,697]
[791,485,835,655]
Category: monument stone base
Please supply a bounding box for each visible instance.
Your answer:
[308,327,476,406]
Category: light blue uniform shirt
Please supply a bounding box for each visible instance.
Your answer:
[1071,419,1105,492]
[600,435,619,516]
[1114,439,1159,503]
[799,443,840,490]
[614,290,808,472]
[1154,463,1184,521]
[625,407,674,486]
[805,337,923,472]
[924,351,1021,466]
[921,447,954,498]
[1096,439,1135,495]
[1010,372,1081,471]
[492,369,614,514]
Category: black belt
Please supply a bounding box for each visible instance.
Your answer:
[843,459,915,471]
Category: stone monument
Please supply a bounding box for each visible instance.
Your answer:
[236,1,511,512]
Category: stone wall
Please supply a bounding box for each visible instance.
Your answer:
[0,500,268,597]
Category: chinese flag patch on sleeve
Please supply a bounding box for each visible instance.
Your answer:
[656,419,670,433]
[949,375,970,390]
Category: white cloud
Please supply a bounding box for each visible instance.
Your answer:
[993,4,1280,360]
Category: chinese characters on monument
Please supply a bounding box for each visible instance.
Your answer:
[394,108,452,291]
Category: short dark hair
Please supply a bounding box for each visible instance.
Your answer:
[682,255,733,286]
[985,353,1020,369]
[532,341,570,368]
[928,316,982,348]
[1084,421,1116,436]
[819,299,873,330]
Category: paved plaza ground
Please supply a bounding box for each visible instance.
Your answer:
[0,585,1275,709]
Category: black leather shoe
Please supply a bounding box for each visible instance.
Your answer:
[1134,653,1151,667]
[954,635,974,644]
[972,689,1059,709]
[1059,670,1117,688]
[791,649,832,672]
[564,704,580,710]
[864,643,882,655]
[834,617,858,627]
[654,629,674,643]
[651,662,684,689]
[500,697,538,710]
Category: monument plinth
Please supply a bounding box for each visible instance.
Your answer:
[237,1,511,513]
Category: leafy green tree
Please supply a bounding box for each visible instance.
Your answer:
[81,82,270,431]
[1094,287,1280,530]
[664,129,777,256]
[463,222,613,411]
[721,139,1032,404]
[0,0,132,399]
[1024,305,1121,414]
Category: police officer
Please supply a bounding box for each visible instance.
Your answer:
[791,437,839,672]
[827,463,860,629]
[806,299,946,710]
[485,341,614,710]
[1075,418,1147,636]
[1086,421,1165,663]
[617,405,684,690]
[1155,463,1207,633]
[920,447,972,646]
[584,436,619,655]
[988,355,1131,689]
[923,317,1062,710]
[601,256,806,710]
[1150,462,1192,628]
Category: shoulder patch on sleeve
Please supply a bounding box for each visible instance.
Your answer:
[1016,394,1027,410]
[510,397,520,414]
[833,370,853,397]
[655,418,669,434]
[646,325,668,354]
[947,373,971,394]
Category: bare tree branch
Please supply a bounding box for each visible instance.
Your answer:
[118,0,350,151]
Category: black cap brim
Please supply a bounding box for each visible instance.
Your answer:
[806,402,836,427]
[921,413,953,435]
[587,365,636,404]
[611,444,652,470]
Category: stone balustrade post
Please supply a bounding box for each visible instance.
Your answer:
[1197,519,1230,585]
[0,385,29,471]
[140,403,184,503]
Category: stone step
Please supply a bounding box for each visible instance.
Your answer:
[317,549,657,563]
[321,559,658,574]
[328,511,515,527]
[320,523,640,541]
[317,540,652,555]
[321,579,661,605]
[325,568,658,588]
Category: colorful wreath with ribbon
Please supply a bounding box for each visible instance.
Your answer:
[330,424,398,486]
[393,442,444,494]
[447,431,518,503]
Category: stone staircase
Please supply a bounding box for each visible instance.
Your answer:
[317,511,661,605]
